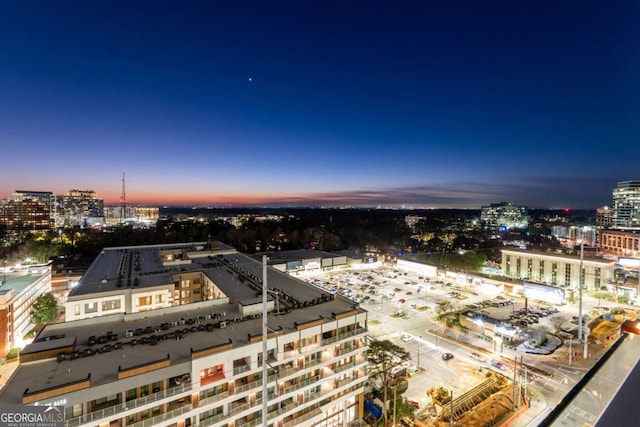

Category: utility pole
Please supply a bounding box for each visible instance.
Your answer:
[577,241,584,353]
[261,255,268,427]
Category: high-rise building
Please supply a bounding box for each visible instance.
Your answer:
[57,189,105,227]
[481,202,528,230]
[0,191,55,230]
[612,181,640,230]
[596,206,614,230]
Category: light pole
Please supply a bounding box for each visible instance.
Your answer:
[577,241,584,355]
[418,336,422,366]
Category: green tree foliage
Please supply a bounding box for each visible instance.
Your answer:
[31,292,58,324]
[366,339,411,426]
[412,250,487,272]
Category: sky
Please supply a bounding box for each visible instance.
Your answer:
[0,1,638,209]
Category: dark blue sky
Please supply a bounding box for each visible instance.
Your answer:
[1,1,638,208]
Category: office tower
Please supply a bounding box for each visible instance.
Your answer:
[480,202,529,230]
[0,191,55,230]
[612,181,640,230]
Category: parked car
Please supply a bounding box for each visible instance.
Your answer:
[401,333,412,342]
[469,352,486,362]
[441,353,454,360]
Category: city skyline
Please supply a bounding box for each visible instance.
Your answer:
[1,1,638,209]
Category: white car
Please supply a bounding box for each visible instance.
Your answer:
[401,333,412,342]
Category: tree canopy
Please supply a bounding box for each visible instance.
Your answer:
[31,292,58,325]
[366,339,411,425]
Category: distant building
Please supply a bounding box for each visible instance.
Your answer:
[501,248,613,291]
[0,265,52,356]
[55,189,105,227]
[612,181,640,230]
[104,205,159,226]
[481,202,528,230]
[596,206,614,230]
[600,229,640,258]
[256,249,350,274]
[0,191,55,230]
[405,215,424,231]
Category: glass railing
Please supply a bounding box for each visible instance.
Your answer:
[235,415,263,427]
[282,375,320,394]
[322,327,367,346]
[130,403,192,427]
[199,390,230,406]
[233,364,251,375]
[64,382,193,427]
[198,412,227,427]
[282,407,322,427]
[234,378,262,394]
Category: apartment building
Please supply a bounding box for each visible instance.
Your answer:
[0,265,52,356]
[0,243,369,427]
[64,242,238,321]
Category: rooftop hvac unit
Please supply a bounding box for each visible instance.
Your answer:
[205,314,212,320]
[219,321,227,329]
[125,330,133,338]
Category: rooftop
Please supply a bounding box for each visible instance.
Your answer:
[0,243,365,405]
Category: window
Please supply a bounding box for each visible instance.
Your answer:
[539,261,544,280]
[85,302,97,314]
[137,296,151,306]
[102,300,121,311]
[74,305,80,316]
[126,388,137,402]
[155,294,165,304]
[140,385,149,397]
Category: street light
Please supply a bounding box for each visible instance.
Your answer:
[418,336,422,366]
[578,241,584,351]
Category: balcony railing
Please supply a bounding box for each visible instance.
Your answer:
[233,364,251,375]
[198,412,227,427]
[130,403,192,427]
[322,327,367,346]
[199,390,230,407]
[282,374,320,395]
[282,407,323,427]
[235,415,263,427]
[234,378,262,394]
[64,382,193,427]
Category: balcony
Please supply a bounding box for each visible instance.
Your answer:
[198,412,227,427]
[199,390,230,407]
[64,382,193,427]
[130,403,193,427]
[322,327,367,346]
[282,407,323,427]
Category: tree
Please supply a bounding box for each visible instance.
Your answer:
[548,315,567,335]
[366,339,411,426]
[31,292,58,324]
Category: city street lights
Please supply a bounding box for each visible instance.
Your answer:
[418,336,422,366]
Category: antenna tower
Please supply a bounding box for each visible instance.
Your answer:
[120,169,127,224]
